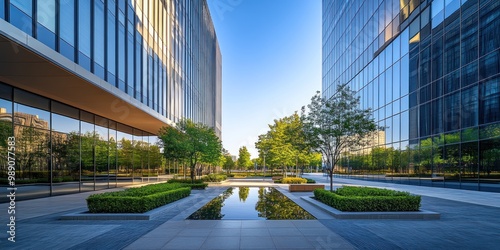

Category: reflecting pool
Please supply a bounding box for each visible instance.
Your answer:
[187,187,315,220]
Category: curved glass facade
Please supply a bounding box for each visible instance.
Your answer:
[323,0,500,192]
[0,0,221,201]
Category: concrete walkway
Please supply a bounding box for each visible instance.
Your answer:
[1,177,500,249]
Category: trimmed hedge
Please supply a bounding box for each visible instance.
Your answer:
[166,179,208,189]
[281,177,307,184]
[167,179,204,184]
[187,183,208,189]
[335,186,410,197]
[306,178,316,184]
[201,174,227,182]
[314,187,421,212]
[87,187,190,213]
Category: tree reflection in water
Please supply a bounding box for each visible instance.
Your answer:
[187,187,315,220]
[187,188,233,220]
[255,187,315,220]
[239,186,249,202]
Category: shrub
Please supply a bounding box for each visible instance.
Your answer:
[184,183,208,190]
[87,187,191,213]
[225,173,235,177]
[167,178,204,184]
[335,186,410,197]
[314,187,421,212]
[201,174,227,182]
[306,178,316,183]
[281,177,307,184]
[274,179,282,183]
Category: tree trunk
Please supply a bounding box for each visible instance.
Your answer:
[329,168,334,191]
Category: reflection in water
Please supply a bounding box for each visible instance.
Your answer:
[255,187,315,220]
[187,187,315,220]
[239,186,249,202]
[188,188,233,220]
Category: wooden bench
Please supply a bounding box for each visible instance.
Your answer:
[288,184,325,192]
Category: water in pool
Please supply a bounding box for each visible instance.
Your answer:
[187,187,315,220]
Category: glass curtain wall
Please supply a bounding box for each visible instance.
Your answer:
[323,0,500,192]
[0,82,162,202]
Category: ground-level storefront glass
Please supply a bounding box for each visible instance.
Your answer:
[0,82,164,202]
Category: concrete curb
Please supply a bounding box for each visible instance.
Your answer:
[300,196,441,220]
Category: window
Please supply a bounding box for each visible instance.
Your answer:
[431,98,443,135]
[78,0,91,70]
[461,14,478,65]
[479,49,500,80]
[118,23,126,84]
[444,26,460,74]
[107,6,116,85]
[36,0,56,49]
[479,0,500,56]
[444,92,460,132]
[37,0,55,32]
[462,61,478,87]
[0,0,4,19]
[480,76,500,124]
[59,0,75,61]
[421,102,432,137]
[94,0,105,73]
[78,0,91,56]
[432,36,444,80]
[10,0,32,35]
[462,85,479,128]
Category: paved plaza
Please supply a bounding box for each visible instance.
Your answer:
[1,174,500,249]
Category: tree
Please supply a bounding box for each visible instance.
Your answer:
[255,113,314,176]
[301,84,379,191]
[223,155,235,174]
[237,146,252,170]
[158,119,222,182]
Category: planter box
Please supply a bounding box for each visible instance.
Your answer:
[289,184,324,192]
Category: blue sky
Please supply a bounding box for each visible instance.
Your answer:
[207,0,322,158]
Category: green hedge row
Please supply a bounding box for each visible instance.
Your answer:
[281,177,307,184]
[306,178,316,183]
[335,186,410,197]
[187,183,208,189]
[87,187,191,213]
[201,174,227,182]
[314,188,421,212]
[166,179,208,189]
[167,179,204,184]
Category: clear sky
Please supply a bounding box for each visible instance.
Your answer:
[207,0,322,158]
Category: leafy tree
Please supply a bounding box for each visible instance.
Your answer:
[158,119,222,182]
[223,155,235,174]
[255,113,311,175]
[301,84,379,191]
[237,146,252,170]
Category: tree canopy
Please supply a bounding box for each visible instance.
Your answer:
[301,84,379,190]
[158,119,222,182]
[237,146,252,169]
[255,113,316,174]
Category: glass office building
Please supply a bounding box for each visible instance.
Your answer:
[323,0,500,192]
[0,0,222,201]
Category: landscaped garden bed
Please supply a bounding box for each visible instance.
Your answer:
[201,174,227,182]
[314,186,421,212]
[166,179,208,189]
[87,183,192,213]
